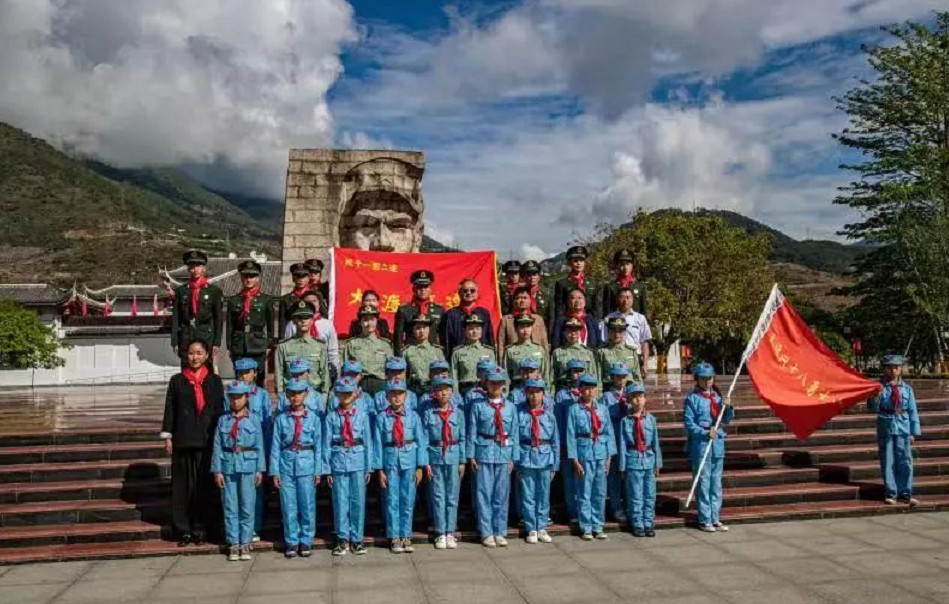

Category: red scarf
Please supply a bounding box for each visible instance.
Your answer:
[291,410,306,451]
[414,297,430,317]
[338,406,356,446]
[890,381,903,414]
[436,406,454,458]
[698,389,720,421]
[459,300,478,316]
[583,401,601,441]
[633,414,647,453]
[291,286,309,299]
[308,313,322,339]
[490,400,507,442]
[188,276,208,317]
[569,271,585,292]
[240,285,260,322]
[529,407,545,447]
[568,309,588,343]
[505,281,520,296]
[182,366,208,415]
[528,285,540,314]
[309,277,320,290]
[570,387,581,399]
[229,411,247,444]
[616,392,628,417]
[388,407,405,447]
[616,272,636,288]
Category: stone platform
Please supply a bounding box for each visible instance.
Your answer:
[1,378,948,565]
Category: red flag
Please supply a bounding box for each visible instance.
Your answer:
[153,294,159,316]
[131,296,138,317]
[745,286,882,440]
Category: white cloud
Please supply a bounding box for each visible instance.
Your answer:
[424,221,455,248]
[520,244,549,262]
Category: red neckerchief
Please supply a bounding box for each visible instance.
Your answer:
[308,313,322,339]
[697,388,720,421]
[414,297,430,317]
[570,387,581,399]
[459,300,478,316]
[188,277,208,317]
[387,407,405,447]
[616,272,636,288]
[632,413,647,453]
[490,400,507,442]
[568,309,588,343]
[240,285,260,322]
[528,285,540,314]
[291,286,309,299]
[291,409,306,451]
[436,405,453,458]
[182,367,208,415]
[337,406,356,446]
[616,392,628,417]
[229,410,248,444]
[583,401,601,441]
[529,407,545,447]
[889,381,903,414]
[308,277,320,290]
[505,281,520,296]
[569,271,585,292]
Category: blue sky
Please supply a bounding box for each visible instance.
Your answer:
[0,0,940,259]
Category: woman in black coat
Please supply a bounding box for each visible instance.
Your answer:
[161,339,225,545]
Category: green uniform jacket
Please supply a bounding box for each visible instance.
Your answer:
[171,282,224,351]
[502,341,550,385]
[595,343,643,385]
[275,335,329,394]
[393,302,446,354]
[450,342,496,389]
[550,276,599,333]
[278,291,327,337]
[343,335,394,380]
[402,341,446,394]
[598,281,648,318]
[551,343,599,388]
[225,292,275,357]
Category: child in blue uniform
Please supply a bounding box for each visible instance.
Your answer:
[421,376,466,550]
[517,378,559,544]
[868,354,920,506]
[373,379,427,553]
[418,359,460,414]
[270,378,323,558]
[276,358,323,413]
[374,357,419,414]
[603,362,630,524]
[683,362,734,533]
[619,383,662,537]
[211,380,266,561]
[467,366,519,547]
[555,359,586,523]
[234,357,272,542]
[324,376,374,556]
[566,373,615,540]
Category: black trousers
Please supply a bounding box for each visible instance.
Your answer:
[171,447,216,537]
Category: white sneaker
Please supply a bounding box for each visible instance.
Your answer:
[495,536,509,547]
[434,535,448,550]
[482,536,496,548]
[538,530,553,543]
[713,522,729,532]
[525,531,538,544]
[581,533,594,541]
[251,534,261,543]
[699,524,716,533]
[446,534,458,549]
[227,545,239,562]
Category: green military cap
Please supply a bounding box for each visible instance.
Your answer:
[411,314,433,325]
[606,316,627,331]
[238,259,261,276]
[357,304,379,317]
[501,260,522,274]
[514,315,535,327]
[289,262,309,277]
[411,269,434,286]
[305,258,324,273]
[563,317,583,330]
[520,260,541,274]
[565,245,588,260]
[464,314,485,326]
[291,301,316,319]
[183,249,208,266]
[612,249,634,265]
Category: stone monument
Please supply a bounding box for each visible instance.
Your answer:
[281,149,425,289]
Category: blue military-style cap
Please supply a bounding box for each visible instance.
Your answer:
[226,380,252,395]
[341,360,363,375]
[692,362,715,378]
[431,376,453,389]
[385,356,407,371]
[882,354,904,366]
[386,379,408,393]
[476,358,496,374]
[518,357,541,370]
[486,366,509,382]
[625,383,646,396]
[429,359,450,372]
[285,378,309,393]
[578,373,598,386]
[523,378,547,390]
[608,362,630,376]
[566,359,587,371]
[288,357,311,374]
[233,357,258,372]
[335,377,358,393]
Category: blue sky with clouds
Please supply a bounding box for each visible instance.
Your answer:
[0,0,940,260]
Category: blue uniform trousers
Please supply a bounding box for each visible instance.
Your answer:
[383,467,417,539]
[607,464,624,517]
[279,476,316,547]
[476,462,511,538]
[255,484,266,537]
[625,469,656,530]
[691,454,724,526]
[519,468,552,532]
[429,464,461,534]
[222,472,256,545]
[576,459,607,534]
[332,471,367,543]
[562,460,578,520]
[879,435,914,498]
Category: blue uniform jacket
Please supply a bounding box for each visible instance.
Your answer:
[516,406,560,470]
[269,410,323,478]
[418,391,465,416]
[682,389,734,458]
[566,401,616,461]
[323,406,373,474]
[211,413,266,474]
[868,379,921,437]
[554,388,579,453]
[276,389,322,415]
[420,404,466,466]
[327,389,374,415]
[618,413,662,471]
[372,407,428,471]
[466,398,520,463]
[373,390,419,415]
[249,386,273,461]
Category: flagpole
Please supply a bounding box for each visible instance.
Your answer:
[684,284,781,509]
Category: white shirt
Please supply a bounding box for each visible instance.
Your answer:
[284,318,340,370]
[602,310,652,352]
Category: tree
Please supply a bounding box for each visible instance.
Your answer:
[834,13,949,366]
[586,210,773,369]
[0,301,67,371]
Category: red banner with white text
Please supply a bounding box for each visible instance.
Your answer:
[330,248,500,338]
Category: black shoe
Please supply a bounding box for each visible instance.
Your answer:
[192,531,206,545]
[645,528,656,538]
[351,542,367,555]
[332,541,348,556]
[284,548,298,559]
[299,544,312,558]
[632,528,645,538]
[177,533,193,547]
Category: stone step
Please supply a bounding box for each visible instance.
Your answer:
[0,498,170,528]
[655,411,949,438]
[655,467,820,491]
[783,440,949,466]
[660,482,860,513]
[0,459,171,484]
[852,475,949,498]
[0,427,159,448]
[819,457,949,482]
[0,479,169,505]
[0,442,165,466]
[681,496,949,525]
[0,520,164,549]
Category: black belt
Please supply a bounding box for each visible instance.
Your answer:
[282,444,315,451]
[331,438,364,447]
[575,433,592,439]
[478,432,507,440]
[228,446,257,453]
[384,439,417,448]
[429,440,460,446]
[625,445,654,452]
[520,439,551,446]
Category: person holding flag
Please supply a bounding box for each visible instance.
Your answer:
[868,355,920,506]
[683,362,733,533]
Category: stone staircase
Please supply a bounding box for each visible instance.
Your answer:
[0,379,947,564]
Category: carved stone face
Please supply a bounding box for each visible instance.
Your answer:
[338,159,424,252]
[344,206,420,252]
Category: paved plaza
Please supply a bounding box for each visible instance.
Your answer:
[2,513,949,604]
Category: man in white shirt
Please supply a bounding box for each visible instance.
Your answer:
[284,292,340,376]
[602,287,652,377]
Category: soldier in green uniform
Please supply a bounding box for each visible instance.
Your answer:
[343,304,394,396]
[499,260,522,316]
[549,246,599,331]
[225,260,275,387]
[304,258,330,316]
[596,316,643,386]
[393,269,445,354]
[171,249,224,369]
[551,318,599,388]
[279,263,315,338]
[275,301,329,395]
[401,315,446,396]
[599,249,647,317]
[450,314,496,396]
[520,260,551,324]
[502,315,550,386]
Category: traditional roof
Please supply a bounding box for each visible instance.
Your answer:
[83,284,164,299]
[0,284,68,306]
[164,257,282,297]
[61,316,170,337]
